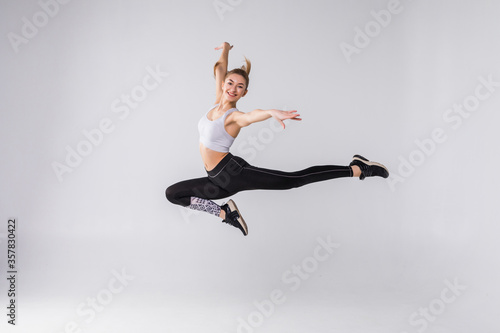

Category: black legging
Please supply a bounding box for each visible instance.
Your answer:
[166,153,353,207]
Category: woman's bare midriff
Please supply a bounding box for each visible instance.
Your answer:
[199,143,229,171]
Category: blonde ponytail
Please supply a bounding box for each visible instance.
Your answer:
[242,57,251,76]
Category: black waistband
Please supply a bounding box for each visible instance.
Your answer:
[206,153,234,177]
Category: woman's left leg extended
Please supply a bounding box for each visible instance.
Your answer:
[207,154,353,194]
[241,163,353,190]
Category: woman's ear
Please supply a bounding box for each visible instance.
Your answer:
[242,89,248,97]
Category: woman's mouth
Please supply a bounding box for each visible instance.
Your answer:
[227,91,236,97]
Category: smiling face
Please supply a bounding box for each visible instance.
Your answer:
[222,73,248,103]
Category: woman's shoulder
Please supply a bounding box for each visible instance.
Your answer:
[226,109,244,122]
[228,109,243,115]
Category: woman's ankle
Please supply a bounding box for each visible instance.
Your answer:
[351,165,361,178]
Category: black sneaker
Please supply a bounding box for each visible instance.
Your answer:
[221,199,248,236]
[349,155,389,180]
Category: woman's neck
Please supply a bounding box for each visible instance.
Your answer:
[217,98,237,112]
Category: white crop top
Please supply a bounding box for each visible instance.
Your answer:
[198,104,237,153]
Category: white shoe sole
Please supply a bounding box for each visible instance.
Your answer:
[352,156,388,171]
[352,155,389,178]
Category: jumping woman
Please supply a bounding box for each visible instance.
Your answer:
[166,42,389,236]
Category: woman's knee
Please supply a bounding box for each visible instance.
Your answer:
[165,185,188,206]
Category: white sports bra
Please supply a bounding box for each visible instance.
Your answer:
[198,104,237,153]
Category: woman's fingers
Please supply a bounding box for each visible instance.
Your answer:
[286,112,301,119]
[271,110,302,128]
[215,42,233,50]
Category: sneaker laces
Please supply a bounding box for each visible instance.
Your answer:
[353,161,370,180]
[360,166,371,180]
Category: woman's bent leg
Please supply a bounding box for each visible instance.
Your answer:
[165,175,248,234]
[166,176,233,206]
[165,176,233,218]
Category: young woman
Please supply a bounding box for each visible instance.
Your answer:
[166,42,389,236]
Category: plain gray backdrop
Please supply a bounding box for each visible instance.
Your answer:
[1,0,499,332]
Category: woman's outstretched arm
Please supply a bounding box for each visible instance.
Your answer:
[214,42,233,104]
[233,109,301,129]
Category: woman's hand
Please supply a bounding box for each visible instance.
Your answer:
[268,109,302,129]
[215,42,233,51]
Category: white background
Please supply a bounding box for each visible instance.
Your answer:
[1,0,499,332]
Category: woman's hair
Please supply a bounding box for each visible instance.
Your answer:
[214,57,251,89]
